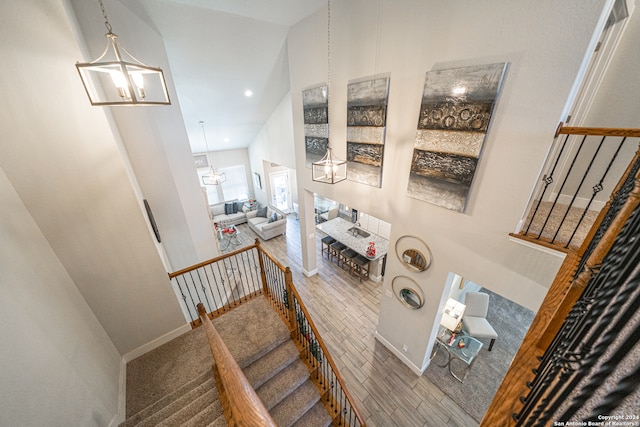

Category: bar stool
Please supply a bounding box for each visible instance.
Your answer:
[341,248,358,275]
[329,241,346,265]
[353,255,371,282]
[321,236,336,259]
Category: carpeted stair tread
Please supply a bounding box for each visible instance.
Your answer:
[181,399,223,427]
[243,340,300,389]
[208,414,227,427]
[270,379,321,427]
[291,401,333,427]
[121,369,213,426]
[256,358,310,410]
[213,297,291,369]
[155,387,218,427]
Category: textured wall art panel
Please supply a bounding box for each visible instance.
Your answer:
[304,124,329,139]
[346,76,390,187]
[407,63,507,212]
[302,84,328,167]
[415,129,484,157]
[347,126,385,144]
[305,137,328,157]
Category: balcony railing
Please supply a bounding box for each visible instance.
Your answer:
[512,124,640,252]
[168,239,366,427]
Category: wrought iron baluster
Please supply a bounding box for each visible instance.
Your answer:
[525,133,571,235]
[537,135,588,240]
[565,137,626,247]
[551,135,606,244]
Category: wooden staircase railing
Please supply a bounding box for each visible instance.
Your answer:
[169,239,366,427]
[511,124,640,252]
[197,303,276,426]
[482,125,640,425]
[258,247,367,427]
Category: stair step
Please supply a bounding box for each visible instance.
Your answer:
[244,340,300,389]
[155,387,217,427]
[213,297,291,369]
[256,358,310,410]
[121,370,214,427]
[292,401,333,427]
[270,380,321,427]
[181,398,223,427]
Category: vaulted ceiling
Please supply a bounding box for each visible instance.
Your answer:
[130,0,326,153]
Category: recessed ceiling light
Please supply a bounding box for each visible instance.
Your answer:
[244,90,253,97]
[224,137,230,142]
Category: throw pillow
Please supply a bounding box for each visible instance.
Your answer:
[232,202,238,214]
[224,203,234,215]
[235,201,244,213]
[268,212,278,223]
[257,206,268,218]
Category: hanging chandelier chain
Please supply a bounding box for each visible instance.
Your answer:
[98,0,113,34]
[327,0,331,91]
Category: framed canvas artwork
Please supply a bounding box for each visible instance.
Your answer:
[407,63,507,212]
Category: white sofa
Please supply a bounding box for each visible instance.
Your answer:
[246,205,287,240]
[210,200,248,226]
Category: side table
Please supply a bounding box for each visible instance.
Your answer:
[430,327,483,382]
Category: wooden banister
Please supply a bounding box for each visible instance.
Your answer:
[286,283,367,426]
[168,243,259,279]
[555,123,640,137]
[197,303,276,427]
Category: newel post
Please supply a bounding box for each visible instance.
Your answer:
[284,267,297,332]
[255,238,269,296]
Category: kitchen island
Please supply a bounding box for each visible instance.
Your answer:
[316,217,389,282]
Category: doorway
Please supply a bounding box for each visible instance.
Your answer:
[270,170,292,212]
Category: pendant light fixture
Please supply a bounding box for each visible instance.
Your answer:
[312,0,347,184]
[200,121,226,186]
[76,0,171,106]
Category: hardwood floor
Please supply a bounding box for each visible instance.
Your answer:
[239,216,479,427]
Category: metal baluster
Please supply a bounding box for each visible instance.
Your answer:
[195,267,213,313]
[564,137,626,247]
[525,133,571,235]
[537,135,588,240]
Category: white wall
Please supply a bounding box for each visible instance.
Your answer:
[249,92,298,206]
[0,169,121,426]
[585,2,640,127]
[68,0,218,273]
[287,0,610,372]
[0,0,186,356]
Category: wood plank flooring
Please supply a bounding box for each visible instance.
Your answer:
[240,217,479,427]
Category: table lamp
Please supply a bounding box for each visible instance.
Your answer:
[441,298,466,332]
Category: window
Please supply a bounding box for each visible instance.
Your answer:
[197,168,221,205]
[220,165,249,201]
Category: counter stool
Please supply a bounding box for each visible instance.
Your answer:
[341,248,358,275]
[329,241,346,265]
[321,236,336,259]
[353,255,370,282]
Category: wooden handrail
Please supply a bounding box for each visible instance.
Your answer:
[555,122,640,137]
[168,243,258,279]
[197,303,276,427]
[286,281,367,426]
[484,160,640,425]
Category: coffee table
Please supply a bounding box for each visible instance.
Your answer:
[219,228,242,251]
[430,326,483,382]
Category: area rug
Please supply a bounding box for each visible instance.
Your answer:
[423,288,535,422]
[219,227,253,253]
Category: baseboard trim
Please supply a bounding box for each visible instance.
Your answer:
[108,357,127,427]
[374,331,425,376]
[123,323,192,363]
[302,267,318,277]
